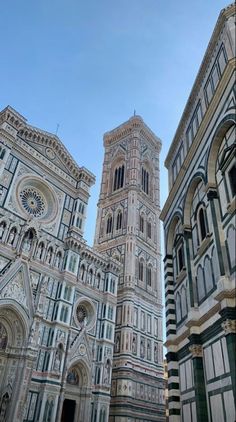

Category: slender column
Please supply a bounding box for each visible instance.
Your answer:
[189,344,209,422]
[221,319,236,402]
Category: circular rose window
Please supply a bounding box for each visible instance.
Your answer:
[76,305,87,324]
[20,188,46,217]
[75,299,96,330]
[16,176,58,223]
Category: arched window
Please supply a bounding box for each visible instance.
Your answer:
[139,215,144,233]
[116,211,122,230]
[198,207,207,241]
[177,243,185,273]
[147,221,152,239]
[113,165,124,191]
[106,215,113,234]
[147,265,152,286]
[142,167,149,195]
[139,260,144,281]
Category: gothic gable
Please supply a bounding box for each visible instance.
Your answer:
[0,260,34,318]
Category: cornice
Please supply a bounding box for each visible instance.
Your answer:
[165,3,235,167]
[0,105,95,187]
[103,115,162,151]
[160,60,235,222]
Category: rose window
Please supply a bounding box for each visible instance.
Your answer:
[19,188,46,217]
[76,305,87,324]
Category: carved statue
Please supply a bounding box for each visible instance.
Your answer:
[8,228,16,245]
[36,243,44,259]
[53,350,61,372]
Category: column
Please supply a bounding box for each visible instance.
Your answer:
[221,319,236,402]
[189,344,208,422]
[166,349,180,422]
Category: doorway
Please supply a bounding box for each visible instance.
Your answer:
[61,399,76,422]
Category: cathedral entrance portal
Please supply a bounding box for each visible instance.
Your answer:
[61,399,76,422]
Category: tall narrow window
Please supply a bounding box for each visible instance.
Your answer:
[116,211,122,230]
[113,165,124,191]
[147,266,152,286]
[198,207,207,241]
[106,215,113,234]
[140,215,144,233]
[177,244,185,273]
[141,167,149,195]
[139,260,144,281]
[147,221,152,239]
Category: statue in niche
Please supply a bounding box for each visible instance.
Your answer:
[53,350,61,372]
[103,359,111,384]
[22,231,33,253]
[29,321,36,345]
[8,228,16,245]
[115,334,120,352]
[0,222,6,240]
[140,340,145,358]
[132,336,137,354]
[55,252,61,268]
[46,248,53,264]
[0,323,7,350]
[0,392,10,422]
[36,243,44,259]
[154,345,158,363]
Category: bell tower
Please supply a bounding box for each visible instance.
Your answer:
[94,115,165,421]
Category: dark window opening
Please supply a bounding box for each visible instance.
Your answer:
[229,164,236,197]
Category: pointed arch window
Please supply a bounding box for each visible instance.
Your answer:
[197,206,207,243]
[139,260,144,281]
[142,167,149,195]
[139,215,144,233]
[116,211,122,230]
[113,165,124,191]
[106,215,113,234]
[147,221,152,239]
[147,265,152,286]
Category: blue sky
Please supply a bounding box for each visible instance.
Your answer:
[1,0,229,245]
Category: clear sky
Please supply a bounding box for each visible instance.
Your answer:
[1,0,229,246]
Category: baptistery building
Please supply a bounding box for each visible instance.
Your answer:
[0,106,165,422]
[160,3,235,422]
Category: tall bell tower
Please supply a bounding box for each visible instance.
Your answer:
[94,115,165,421]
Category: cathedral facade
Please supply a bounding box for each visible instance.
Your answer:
[160,4,235,422]
[0,107,165,422]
